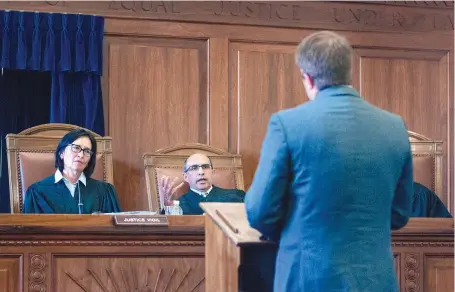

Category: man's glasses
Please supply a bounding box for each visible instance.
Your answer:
[69,144,93,157]
[184,164,212,173]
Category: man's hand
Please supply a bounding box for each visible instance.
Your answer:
[158,176,185,206]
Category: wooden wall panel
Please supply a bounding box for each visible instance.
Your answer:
[229,42,307,189]
[54,256,204,292]
[394,253,400,281]
[208,38,229,150]
[353,49,451,207]
[106,37,208,211]
[101,18,452,212]
[424,256,454,292]
[0,256,21,292]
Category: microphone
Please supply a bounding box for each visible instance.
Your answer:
[77,180,83,214]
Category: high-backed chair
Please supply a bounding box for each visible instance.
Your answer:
[408,131,444,203]
[6,123,113,213]
[144,143,245,213]
[143,132,443,213]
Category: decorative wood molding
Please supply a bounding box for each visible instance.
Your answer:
[392,242,454,247]
[404,253,420,292]
[0,240,205,246]
[65,267,205,292]
[17,123,101,137]
[154,142,232,155]
[29,253,46,292]
[5,241,452,247]
[0,216,451,292]
[0,1,452,33]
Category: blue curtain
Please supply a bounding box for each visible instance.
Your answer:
[0,11,105,212]
[0,10,105,134]
[0,69,51,213]
[51,73,104,134]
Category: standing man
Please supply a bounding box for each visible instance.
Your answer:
[245,31,413,291]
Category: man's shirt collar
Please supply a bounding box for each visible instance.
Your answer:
[190,186,213,197]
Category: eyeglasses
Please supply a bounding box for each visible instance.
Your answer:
[184,164,212,173]
[69,144,93,157]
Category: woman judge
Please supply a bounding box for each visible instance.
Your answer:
[23,129,122,214]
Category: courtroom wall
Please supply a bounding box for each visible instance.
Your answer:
[0,1,453,213]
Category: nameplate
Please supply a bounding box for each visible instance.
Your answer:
[113,215,169,226]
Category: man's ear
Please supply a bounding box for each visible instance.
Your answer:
[183,172,189,183]
[303,72,315,89]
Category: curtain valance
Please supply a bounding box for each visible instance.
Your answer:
[0,10,103,74]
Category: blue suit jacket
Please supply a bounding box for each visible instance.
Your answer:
[245,86,413,292]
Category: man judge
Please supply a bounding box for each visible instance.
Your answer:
[159,153,245,215]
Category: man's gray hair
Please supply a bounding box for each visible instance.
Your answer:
[295,31,352,90]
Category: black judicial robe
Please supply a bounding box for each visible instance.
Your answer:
[23,175,122,214]
[179,185,245,215]
[411,182,452,218]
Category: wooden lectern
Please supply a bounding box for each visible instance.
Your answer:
[202,203,454,292]
[201,203,277,292]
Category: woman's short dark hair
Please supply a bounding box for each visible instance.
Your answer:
[55,129,97,177]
